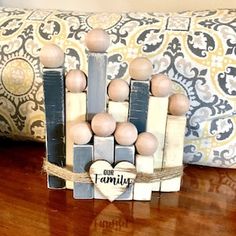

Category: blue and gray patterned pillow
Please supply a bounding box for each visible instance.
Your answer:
[0,8,235,168]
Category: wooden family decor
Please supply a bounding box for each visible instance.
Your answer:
[40,28,190,202]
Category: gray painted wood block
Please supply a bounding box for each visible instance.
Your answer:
[73,144,93,199]
[115,145,135,200]
[93,135,114,199]
[87,53,107,121]
[128,80,150,133]
[43,68,66,189]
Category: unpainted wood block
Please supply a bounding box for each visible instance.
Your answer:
[93,136,114,199]
[147,96,168,191]
[73,144,94,199]
[128,80,149,133]
[133,155,153,201]
[115,145,135,200]
[87,53,107,121]
[66,92,86,189]
[43,68,66,189]
[108,101,129,122]
[161,115,186,192]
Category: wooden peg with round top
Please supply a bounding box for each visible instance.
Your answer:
[129,57,153,81]
[107,79,130,102]
[69,121,93,145]
[135,132,158,156]
[151,74,172,97]
[66,69,87,93]
[114,122,138,146]
[85,28,110,53]
[168,94,190,116]
[91,112,116,137]
[39,43,64,68]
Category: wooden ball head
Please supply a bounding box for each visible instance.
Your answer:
[168,94,190,116]
[114,122,138,146]
[91,113,116,137]
[66,69,87,93]
[135,132,158,156]
[69,122,93,145]
[85,28,110,53]
[129,57,153,81]
[108,79,130,102]
[39,43,64,68]
[151,74,172,97]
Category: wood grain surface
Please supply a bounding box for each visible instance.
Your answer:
[0,138,235,236]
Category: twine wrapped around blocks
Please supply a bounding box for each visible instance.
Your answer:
[43,159,184,184]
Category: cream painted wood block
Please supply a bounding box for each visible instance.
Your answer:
[90,160,136,202]
[147,96,168,191]
[94,135,114,199]
[66,92,86,189]
[108,101,129,122]
[160,115,186,192]
[133,155,153,201]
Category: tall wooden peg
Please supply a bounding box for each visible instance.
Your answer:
[40,43,66,189]
[161,93,190,192]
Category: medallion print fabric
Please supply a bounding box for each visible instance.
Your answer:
[0,8,235,168]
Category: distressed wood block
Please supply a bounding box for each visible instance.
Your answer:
[87,53,107,121]
[160,115,187,192]
[115,145,135,200]
[43,68,66,189]
[73,144,93,199]
[133,155,153,201]
[128,80,149,133]
[66,92,86,189]
[93,135,114,199]
[108,101,129,122]
[147,96,168,191]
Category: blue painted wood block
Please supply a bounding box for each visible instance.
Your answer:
[87,53,107,121]
[128,80,150,133]
[115,145,135,200]
[73,144,93,199]
[43,68,66,189]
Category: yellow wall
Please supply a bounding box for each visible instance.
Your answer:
[1,0,236,12]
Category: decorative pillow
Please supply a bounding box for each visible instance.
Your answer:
[0,8,235,168]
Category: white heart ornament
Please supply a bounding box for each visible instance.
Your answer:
[89,160,137,202]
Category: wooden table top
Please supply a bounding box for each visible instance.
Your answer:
[0,139,235,236]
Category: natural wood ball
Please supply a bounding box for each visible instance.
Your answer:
[114,122,138,146]
[85,28,110,53]
[91,113,116,137]
[168,94,190,116]
[69,122,92,145]
[66,69,87,93]
[107,79,130,102]
[129,57,153,81]
[151,74,172,97]
[39,43,64,68]
[135,132,158,156]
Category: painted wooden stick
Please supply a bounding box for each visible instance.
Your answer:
[133,132,157,200]
[40,44,66,189]
[65,69,87,189]
[160,94,190,192]
[85,29,110,121]
[91,112,116,199]
[147,74,172,191]
[73,144,94,199]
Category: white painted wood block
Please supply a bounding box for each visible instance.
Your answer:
[160,115,186,192]
[115,145,135,200]
[93,135,114,199]
[147,96,168,191]
[108,101,129,122]
[133,155,153,201]
[65,92,86,189]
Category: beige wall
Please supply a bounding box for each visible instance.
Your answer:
[1,0,236,12]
